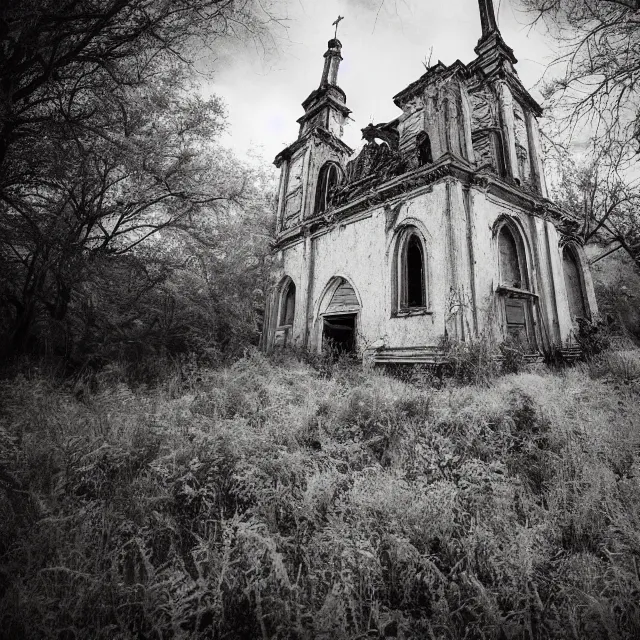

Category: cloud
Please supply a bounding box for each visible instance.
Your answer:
[205,0,553,162]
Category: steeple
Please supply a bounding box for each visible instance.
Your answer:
[474,0,517,71]
[296,38,350,139]
[320,38,343,87]
[478,0,499,41]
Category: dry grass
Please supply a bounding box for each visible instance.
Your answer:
[1,351,640,639]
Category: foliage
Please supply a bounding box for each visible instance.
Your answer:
[593,274,640,345]
[0,0,278,172]
[0,0,279,364]
[438,335,529,384]
[498,338,529,374]
[575,317,612,359]
[583,350,640,384]
[438,335,500,385]
[2,354,640,638]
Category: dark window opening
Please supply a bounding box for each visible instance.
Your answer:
[281,282,295,325]
[323,314,356,354]
[498,226,523,289]
[315,163,340,214]
[405,234,425,308]
[416,132,433,166]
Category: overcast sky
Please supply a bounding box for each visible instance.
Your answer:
[206,0,556,164]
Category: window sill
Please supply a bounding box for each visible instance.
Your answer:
[393,308,433,318]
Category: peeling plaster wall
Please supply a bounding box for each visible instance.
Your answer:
[278,182,456,352]
[273,176,593,354]
[273,240,306,347]
[448,187,570,346]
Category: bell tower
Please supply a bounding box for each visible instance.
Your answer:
[297,38,351,139]
[274,35,353,234]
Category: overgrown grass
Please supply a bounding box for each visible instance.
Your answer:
[1,350,640,639]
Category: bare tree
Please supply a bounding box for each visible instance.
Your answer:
[518,0,640,153]
[546,136,640,267]
[0,0,279,176]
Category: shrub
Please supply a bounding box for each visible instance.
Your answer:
[498,338,528,374]
[586,351,640,383]
[439,335,500,385]
[575,317,612,358]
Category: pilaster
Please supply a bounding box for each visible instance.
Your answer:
[525,111,548,198]
[301,230,316,347]
[496,80,519,182]
[445,179,475,340]
[276,159,289,230]
[460,85,476,165]
[547,224,574,343]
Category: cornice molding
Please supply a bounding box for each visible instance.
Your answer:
[273,157,580,251]
[273,127,353,168]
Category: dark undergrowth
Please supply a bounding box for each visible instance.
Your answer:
[1,350,640,639]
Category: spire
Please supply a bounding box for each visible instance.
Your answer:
[320,38,343,88]
[474,0,517,68]
[296,35,350,140]
[478,0,499,41]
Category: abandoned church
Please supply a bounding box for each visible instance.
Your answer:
[261,0,599,363]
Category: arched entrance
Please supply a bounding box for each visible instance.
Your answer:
[317,277,361,354]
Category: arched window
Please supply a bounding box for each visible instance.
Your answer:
[406,235,425,307]
[280,280,295,326]
[498,225,524,289]
[314,162,340,215]
[396,228,427,311]
[563,246,587,321]
[416,132,433,166]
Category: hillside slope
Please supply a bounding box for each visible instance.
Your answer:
[1,353,640,639]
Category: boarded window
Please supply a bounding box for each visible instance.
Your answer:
[315,163,340,214]
[416,132,433,166]
[563,247,587,320]
[505,299,528,344]
[326,279,359,314]
[281,281,295,325]
[498,226,523,289]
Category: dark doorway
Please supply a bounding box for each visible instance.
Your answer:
[323,314,357,354]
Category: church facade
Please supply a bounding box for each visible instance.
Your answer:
[262,0,598,364]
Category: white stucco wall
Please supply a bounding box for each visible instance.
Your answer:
[272,177,595,354]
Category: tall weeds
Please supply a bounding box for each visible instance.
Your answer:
[1,352,640,638]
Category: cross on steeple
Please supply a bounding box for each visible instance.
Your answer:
[478,0,499,40]
[332,15,344,39]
